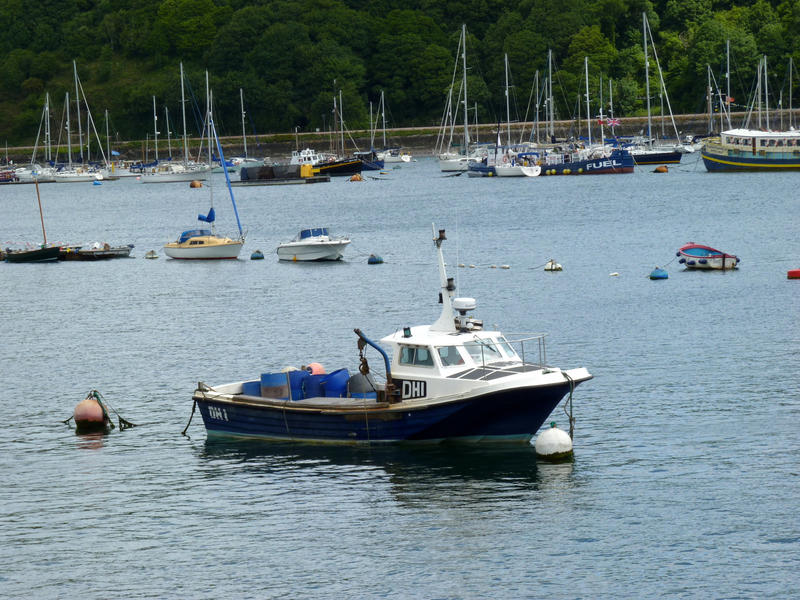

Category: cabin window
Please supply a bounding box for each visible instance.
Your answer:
[497,336,520,360]
[436,346,466,366]
[777,140,784,147]
[464,338,502,364]
[760,139,767,146]
[398,345,434,367]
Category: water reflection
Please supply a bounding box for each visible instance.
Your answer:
[74,431,108,450]
[198,438,574,487]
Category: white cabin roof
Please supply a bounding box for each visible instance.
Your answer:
[722,128,800,138]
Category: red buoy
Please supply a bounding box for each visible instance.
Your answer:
[788,269,800,279]
[73,392,110,433]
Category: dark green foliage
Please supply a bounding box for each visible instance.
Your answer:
[0,0,795,144]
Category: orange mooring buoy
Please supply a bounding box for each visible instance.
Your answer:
[189,180,203,188]
[653,165,669,173]
[73,391,110,433]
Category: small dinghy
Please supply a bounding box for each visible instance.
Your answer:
[677,243,739,270]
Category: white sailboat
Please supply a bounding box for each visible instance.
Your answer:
[139,63,210,183]
[437,25,482,172]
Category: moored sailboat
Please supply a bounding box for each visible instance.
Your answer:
[163,112,244,260]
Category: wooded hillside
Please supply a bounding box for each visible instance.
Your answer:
[1,0,797,145]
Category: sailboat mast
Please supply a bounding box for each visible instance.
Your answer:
[105,109,110,166]
[73,60,83,163]
[180,62,189,165]
[599,74,605,144]
[548,49,554,141]
[339,89,345,155]
[35,178,47,245]
[534,71,540,144]
[152,95,159,160]
[643,13,652,147]
[461,24,470,153]
[726,39,731,128]
[757,57,762,128]
[505,53,511,146]
[609,79,615,136]
[66,92,72,166]
[240,88,247,159]
[45,93,51,163]
[764,55,770,129]
[381,90,387,149]
[165,106,173,158]
[790,57,794,129]
[584,57,591,146]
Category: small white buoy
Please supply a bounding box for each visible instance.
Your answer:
[534,422,573,462]
[500,264,510,269]
[489,265,497,269]
[469,264,476,268]
[609,272,620,277]
[544,259,562,271]
[458,263,465,268]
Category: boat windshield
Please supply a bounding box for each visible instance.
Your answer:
[299,228,329,239]
[436,345,467,367]
[464,337,503,364]
[497,336,520,360]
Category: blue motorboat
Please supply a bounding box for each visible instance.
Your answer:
[191,226,592,444]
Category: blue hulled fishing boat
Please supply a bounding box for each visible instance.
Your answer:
[701,128,800,171]
[191,227,592,444]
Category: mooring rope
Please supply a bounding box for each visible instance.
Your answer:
[562,371,576,440]
[181,398,196,436]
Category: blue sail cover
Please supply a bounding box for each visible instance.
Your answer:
[198,207,216,223]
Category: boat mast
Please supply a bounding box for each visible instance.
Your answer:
[790,57,794,130]
[381,90,387,149]
[599,73,605,145]
[504,53,511,147]
[584,56,591,146]
[339,89,345,156]
[534,71,540,144]
[152,95,159,161]
[430,225,456,333]
[609,79,615,136]
[66,91,72,167]
[35,178,47,245]
[165,106,172,158]
[757,57,762,129]
[708,66,714,133]
[240,88,248,159]
[643,12,652,148]
[726,39,732,129]
[45,93,51,164]
[105,109,110,166]
[73,60,83,164]
[461,24,470,154]
[180,62,189,165]
[764,55,770,130]
[548,49,554,141]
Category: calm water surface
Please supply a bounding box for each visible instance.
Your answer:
[1,157,798,598]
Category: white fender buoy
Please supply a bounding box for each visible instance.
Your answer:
[534,422,574,462]
[609,272,620,277]
[544,259,562,271]
[500,264,510,269]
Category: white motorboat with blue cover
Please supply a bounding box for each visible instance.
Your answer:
[276,227,350,261]
[191,226,592,443]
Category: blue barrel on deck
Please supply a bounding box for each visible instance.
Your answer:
[260,372,288,398]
